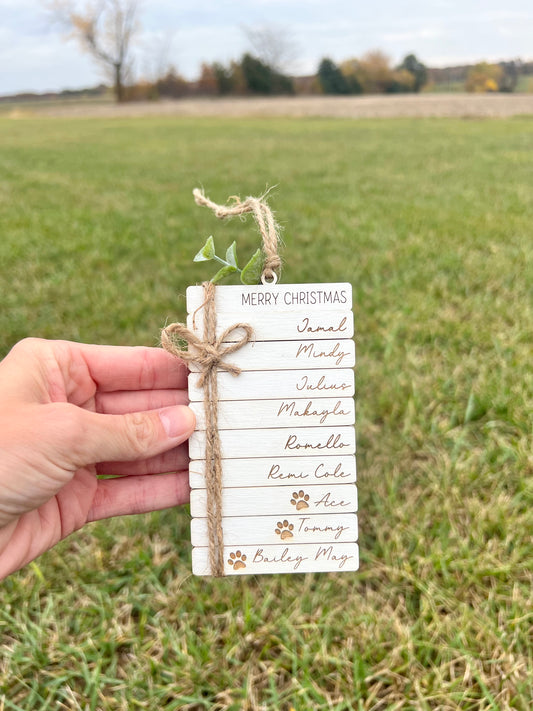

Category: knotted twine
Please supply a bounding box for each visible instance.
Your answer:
[161,189,282,576]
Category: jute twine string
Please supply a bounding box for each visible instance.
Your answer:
[193,188,282,283]
[161,281,253,577]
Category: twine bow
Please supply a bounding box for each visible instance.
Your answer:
[162,322,254,388]
[161,281,253,577]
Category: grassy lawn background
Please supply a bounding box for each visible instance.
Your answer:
[0,116,531,710]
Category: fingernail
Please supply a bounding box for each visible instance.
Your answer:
[159,405,195,438]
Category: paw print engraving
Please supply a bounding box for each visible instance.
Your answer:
[227,550,247,571]
[275,520,295,540]
[290,490,310,511]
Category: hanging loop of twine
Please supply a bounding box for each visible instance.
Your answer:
[161,281,253,577]
[193,187,282,283]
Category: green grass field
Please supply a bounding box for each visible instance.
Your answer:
[0,116,532,710]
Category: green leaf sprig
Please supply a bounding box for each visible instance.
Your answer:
[193,236,263,284]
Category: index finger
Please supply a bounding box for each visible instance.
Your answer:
[77,343,188,392]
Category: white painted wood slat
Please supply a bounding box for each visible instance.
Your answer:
[191,513,358,546]
[187,311,354,342]
[189,426,356,459]
[188,338,355,372]
[190,397,355,430]
[187,283,352,314]
[192,542,359,575]
[190,483,357,518]
[188,369,355,402]
[189,455,357,489]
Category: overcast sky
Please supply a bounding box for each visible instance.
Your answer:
[1,0,532,95]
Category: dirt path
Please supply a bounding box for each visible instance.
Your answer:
[7,93,533,119]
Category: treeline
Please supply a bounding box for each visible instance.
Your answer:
[127,53,295,100]
[4,53,533,105]
[317,52,427,94]
[126,51,532,100]
[126,51,428,100]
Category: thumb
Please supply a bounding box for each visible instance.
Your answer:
[64,405,196,466]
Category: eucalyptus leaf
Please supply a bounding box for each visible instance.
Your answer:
[193,235,215,262]
[225,241,238,268]
[240,248,263,285]
[211,264,238,284]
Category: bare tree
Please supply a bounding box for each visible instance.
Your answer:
[242,23,298,74]
[140,29,175,83]
[48,0,140,102]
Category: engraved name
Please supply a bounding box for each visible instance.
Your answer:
[267,461,349,481]
[315,462,350,479]
[296,342,349,366]
[277,399,350,424]
[267,464,308,481]
[253,547,307,570]
[313,492,351,508]
[284,433,350,451]
[298,517,350,540]
[314,545,354,569]
[296,316,348,334]
[296,374,351,393]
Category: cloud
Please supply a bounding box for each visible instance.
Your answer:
[381,27,444,43]
[0,26,100,94]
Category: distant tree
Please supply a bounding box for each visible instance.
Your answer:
[465,62,503,92]
[398,53,427,92]
[211,62,234,95]
[240,53,293,94]
[318,58,349,94]
[242,24,298,74]
[499,60,519,92]
[355,50,395,93]
[229,60,247,95]
[140,30,175,85]
[387,68,416,93]
[241,53,273,93]
[48,0,140,102]
[155,67,188,98]
[197,63,218,95]
[339,59,363,94]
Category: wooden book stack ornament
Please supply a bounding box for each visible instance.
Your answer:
[162,190,358,576]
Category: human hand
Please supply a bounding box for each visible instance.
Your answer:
[0,338,195,580]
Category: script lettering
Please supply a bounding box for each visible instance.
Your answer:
[314,462,349,479]
[298,517,350,540]
[285,433,350,451]
[296,374,351,392]
[314,492,351,508]
[253,547,307,570]
[277,399,350,424]
[296,341,349,366]
[314,545,353,568]
[267,464,308,481]
[297,316,348,335]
